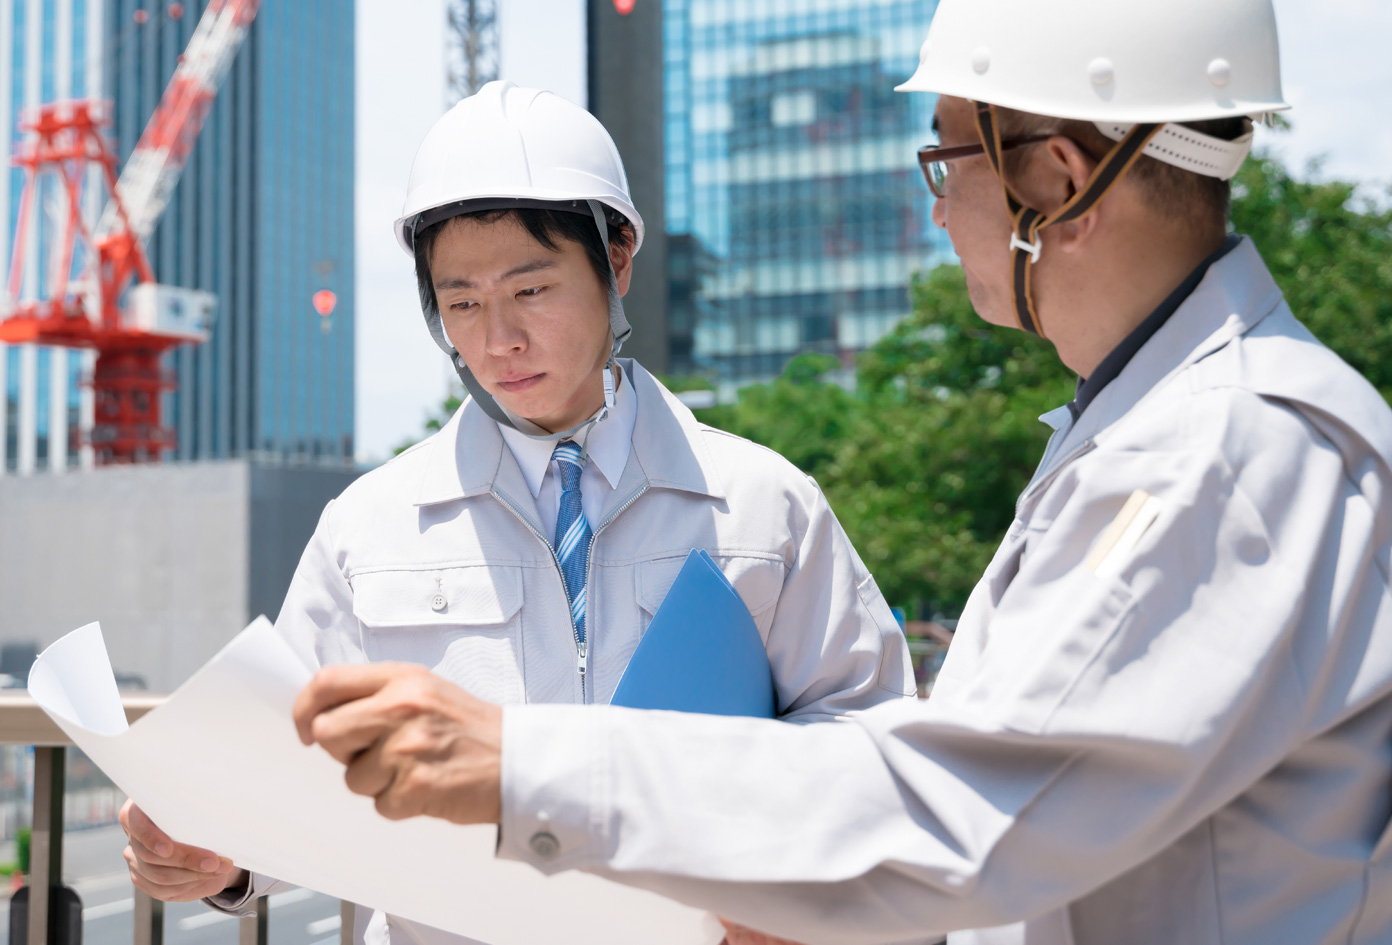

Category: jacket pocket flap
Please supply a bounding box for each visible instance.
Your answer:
[638,554,785,620]
[352,566,523,628]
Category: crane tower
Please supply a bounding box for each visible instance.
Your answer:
[446,0,499,103]
[0,0,261,464]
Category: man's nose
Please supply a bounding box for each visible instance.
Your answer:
[483,306,527,356]
[931,193,947,230]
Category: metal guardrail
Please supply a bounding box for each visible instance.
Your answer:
[0,695,353,945]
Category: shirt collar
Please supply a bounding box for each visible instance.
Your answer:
[414,358,725,507]
[1070,234,1242,421]
[497,365,638,499]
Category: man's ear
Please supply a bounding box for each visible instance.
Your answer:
[610,235,635,297]
[1032,135,1105,252]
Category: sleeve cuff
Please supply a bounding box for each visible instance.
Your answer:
[496,704,610,874]
[203,872,294,916]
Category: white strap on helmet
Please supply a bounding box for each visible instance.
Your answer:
[1094,121,1254,181]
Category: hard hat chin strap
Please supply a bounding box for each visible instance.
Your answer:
[972,101,1163,338]
[450,349,620,447]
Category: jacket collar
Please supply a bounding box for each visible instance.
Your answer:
[414,359,725,508]
[1050,236,1285,451]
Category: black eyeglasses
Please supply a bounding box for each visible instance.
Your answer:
[917,136,1052,198]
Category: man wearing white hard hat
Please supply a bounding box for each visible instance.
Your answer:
[115,81,916,942]
[290,4,1392,944]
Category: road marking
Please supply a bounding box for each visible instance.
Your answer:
[271,888,317,908]
[307,915,341,936]
[178,911,237,931]
[83,898,134,920]
[173,886,319,931]
[72,872,134,896]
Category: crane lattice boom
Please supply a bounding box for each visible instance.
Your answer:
[95,0,261,246]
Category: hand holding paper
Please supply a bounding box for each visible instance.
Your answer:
[119,800,243,902]
[294,662,503,825]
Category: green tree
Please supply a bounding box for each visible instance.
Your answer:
[808,270,1074,615]
[1230,156,1392,398]
[696,353,860,479]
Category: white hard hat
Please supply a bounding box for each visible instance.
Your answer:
[394,80,644,256]
[897,0,1288,125]
[396,80,643,441]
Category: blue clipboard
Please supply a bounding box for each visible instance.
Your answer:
[609,549,776,718]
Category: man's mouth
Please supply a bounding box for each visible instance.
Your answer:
[497,373,544,394]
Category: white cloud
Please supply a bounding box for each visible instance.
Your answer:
[1262,0,1392,190]
[498,0,586,104]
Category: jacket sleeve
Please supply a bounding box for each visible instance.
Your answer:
[497,398,1379,943]
[271,499,367,669]
[206,500,362,915]
[766,479,917,722]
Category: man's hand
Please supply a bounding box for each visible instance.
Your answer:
[293,663,504,825]
[120,800,244,902]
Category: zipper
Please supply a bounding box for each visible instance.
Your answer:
[1015,438,1097,519]
[489,489,583,690]
[574,484,650,703]
[492,483,650,704]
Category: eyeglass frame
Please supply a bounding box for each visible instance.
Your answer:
[917,136,1053,198]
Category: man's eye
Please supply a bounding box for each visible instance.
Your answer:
[518,286,546,298]
[449,300,477,312]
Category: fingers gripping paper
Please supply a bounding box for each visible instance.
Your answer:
[28,620,721,945]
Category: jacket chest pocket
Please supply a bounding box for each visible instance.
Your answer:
[636,553,786,640]
[351,566,526,705]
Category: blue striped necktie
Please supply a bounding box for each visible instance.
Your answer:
[552,441,594,653]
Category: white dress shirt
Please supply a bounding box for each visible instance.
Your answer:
[498,367,637,540]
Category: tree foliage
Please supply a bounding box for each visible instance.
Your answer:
[1231,156,1392,398]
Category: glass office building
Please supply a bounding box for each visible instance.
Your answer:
[1,0,355,474]
[108,0,356,463]
[663,0,951,386]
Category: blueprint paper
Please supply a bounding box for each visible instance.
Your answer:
[28,620,722,945]
[610,550,776,718]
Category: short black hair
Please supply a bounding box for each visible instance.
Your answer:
[414,206,634,313]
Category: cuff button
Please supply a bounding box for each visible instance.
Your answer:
[529,831,560,860]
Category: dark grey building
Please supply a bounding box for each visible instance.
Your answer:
[0,460,360,692]
[587,0,669,375]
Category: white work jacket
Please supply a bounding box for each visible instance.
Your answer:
[214,360,915,943]
[497,238,1392,945]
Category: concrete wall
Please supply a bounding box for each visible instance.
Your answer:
[0,461,358,693]
[588,0,669,375]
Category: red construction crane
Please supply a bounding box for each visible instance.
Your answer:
[0,0,261,464]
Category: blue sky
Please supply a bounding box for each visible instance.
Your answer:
[352,0,1392,463]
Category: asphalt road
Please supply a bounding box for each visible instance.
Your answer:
[0,825,344,945]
